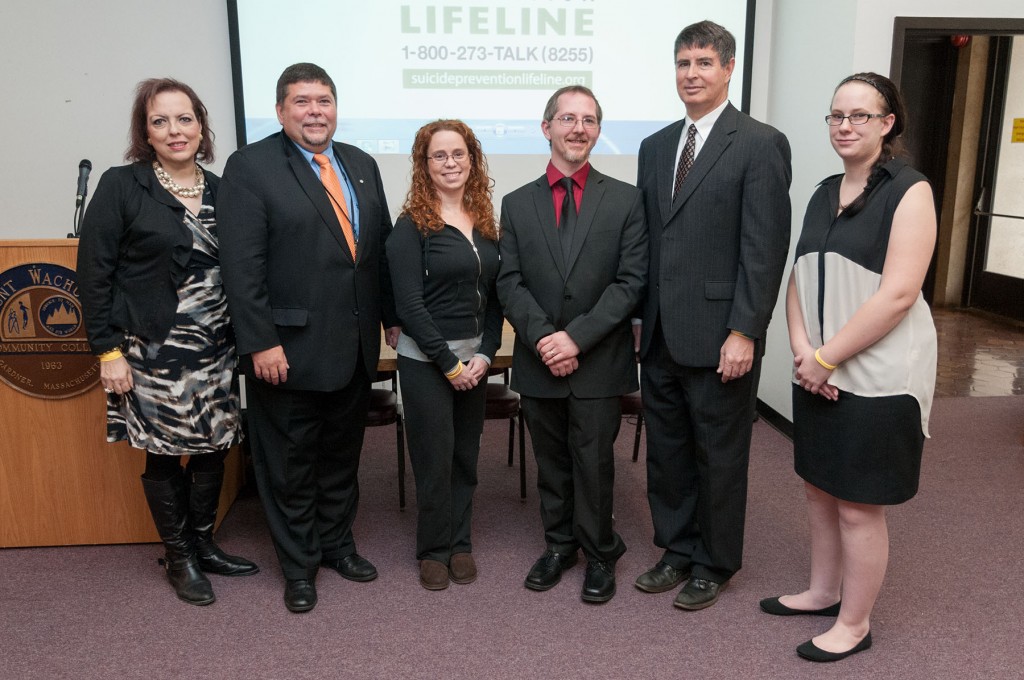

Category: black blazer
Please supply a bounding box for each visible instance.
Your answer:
[637,104,792,366]
[497,167,647,399]
[77,162,218,353]
[217,132,398,392]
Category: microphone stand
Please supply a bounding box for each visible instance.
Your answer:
[70,199,84,238]
[70,161,90,238]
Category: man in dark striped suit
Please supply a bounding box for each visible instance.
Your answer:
[633,21,792,610]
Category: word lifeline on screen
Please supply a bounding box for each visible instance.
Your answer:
[400,5,595,36]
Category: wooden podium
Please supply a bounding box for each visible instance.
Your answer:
[0,240,245,548]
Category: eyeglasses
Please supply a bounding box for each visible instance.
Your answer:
[429,150,468,164]
[825,113,888,126]
[554,114,599,130]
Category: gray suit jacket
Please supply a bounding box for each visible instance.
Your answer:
[637,104,792,366]
[218,132,398,391]
[497,166,647,398]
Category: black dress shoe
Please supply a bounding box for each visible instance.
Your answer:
[197,546,260,577]
[581,561,616,603]
[673,576,727,610]
[797,631,872,662]
[760,596,841,617]
[322,553,378,582]
[524,550,578,591]
[284,579,317,613]
[634,561,689,593]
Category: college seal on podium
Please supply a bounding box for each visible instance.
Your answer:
[0,262,99,398]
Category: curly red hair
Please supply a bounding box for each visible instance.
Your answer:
[400,120,497,240]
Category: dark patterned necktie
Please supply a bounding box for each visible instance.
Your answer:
[673,124,697,201]
[559,176,576,264]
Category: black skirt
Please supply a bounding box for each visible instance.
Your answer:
[792,384,924,505]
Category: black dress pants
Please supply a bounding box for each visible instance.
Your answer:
[521,394,626,563]
[399,355,486,563]
[641,325,756,583]
[246,370,370,580]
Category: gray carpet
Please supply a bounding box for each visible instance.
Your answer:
[2,396,1021,679]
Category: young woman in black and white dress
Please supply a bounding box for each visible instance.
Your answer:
[761,73,936,662]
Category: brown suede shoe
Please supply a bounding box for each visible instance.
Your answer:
[449,553,477,585]
[419,559,449,590]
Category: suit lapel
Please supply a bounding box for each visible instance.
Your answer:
[529,176,567,280]
[666,104,738,223]
[282,136,354,263]
[565,169,606,276]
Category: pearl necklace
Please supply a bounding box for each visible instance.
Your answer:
[153,162,205,198]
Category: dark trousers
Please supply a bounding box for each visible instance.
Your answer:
[246,370,370,580]
[641,325,757,583]
[521,394,626,563]
[399,355,485,563]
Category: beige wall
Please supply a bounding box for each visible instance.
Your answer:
[0,1,236,238]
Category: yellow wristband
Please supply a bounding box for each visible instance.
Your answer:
[445,362,464,380]
[98,348,124,362]
[814,348,838,371]
[730,329,753,340]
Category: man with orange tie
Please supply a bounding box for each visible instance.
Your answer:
[219,63,399,613]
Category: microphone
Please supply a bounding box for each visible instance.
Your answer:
[71,159,92,237]
[76,159,92,206]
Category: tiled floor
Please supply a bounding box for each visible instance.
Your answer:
[933,308,1024,397]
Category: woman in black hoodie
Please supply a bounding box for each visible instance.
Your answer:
[386,120,502,590]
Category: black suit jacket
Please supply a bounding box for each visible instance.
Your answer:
[637,104,792,366]
[217,132,397,391]
[77,163,218,353]
[497,166,647,399]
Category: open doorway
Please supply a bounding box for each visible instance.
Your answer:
[892,17,1024,322]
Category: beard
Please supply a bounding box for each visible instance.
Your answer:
[559,137,592,164]
[300,122,332,150]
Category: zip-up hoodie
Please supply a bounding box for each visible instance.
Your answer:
[387,214,503,372]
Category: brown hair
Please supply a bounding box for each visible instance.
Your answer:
[276,62,336,105]
[125,78,214,164]
[834,72,907,162]
[543,85,603,124]
[674,20,736,64]
[400,120,497,240]
[833,72,909,217]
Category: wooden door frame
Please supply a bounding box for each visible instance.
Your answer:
[891,17,1024,83]
[891,17,1024,320]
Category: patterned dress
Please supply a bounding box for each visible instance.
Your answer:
[107,192,243,455]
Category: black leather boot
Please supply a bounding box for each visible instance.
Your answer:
[141,473,216,605]
[188,470,259,576]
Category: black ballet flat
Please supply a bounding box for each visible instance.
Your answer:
[797,631,872,662]
[759,596,841,616]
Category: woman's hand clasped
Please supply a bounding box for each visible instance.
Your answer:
[100,356,135,396]
[449,356,488,391]
[793,346,839,401]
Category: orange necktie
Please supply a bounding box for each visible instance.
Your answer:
[313,153,356,258]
